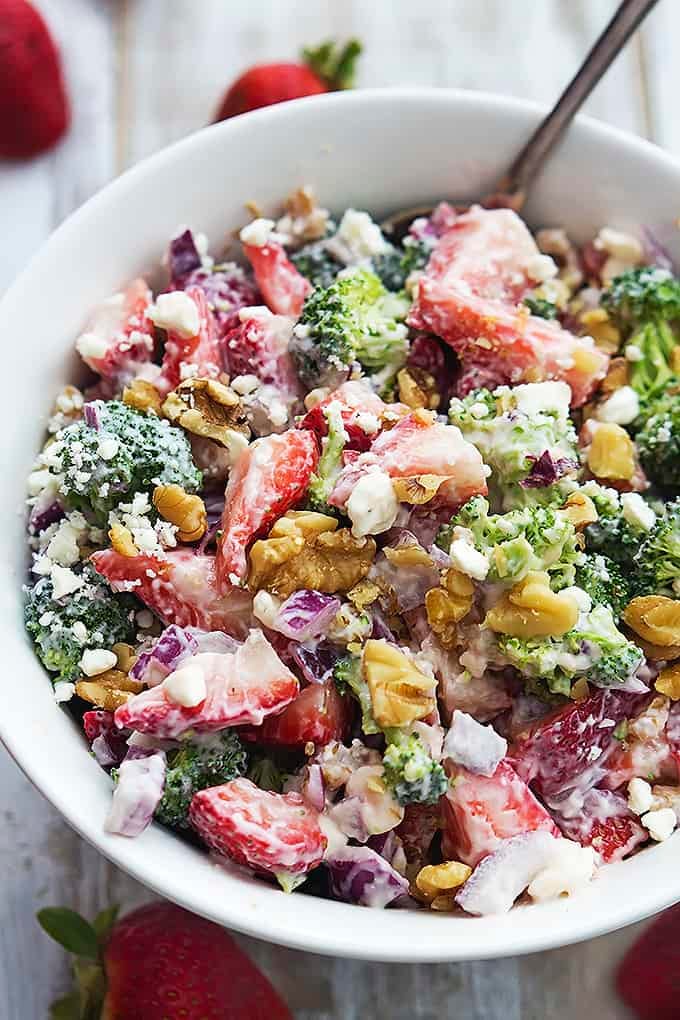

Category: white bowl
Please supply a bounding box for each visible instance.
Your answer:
[2,88,680,963]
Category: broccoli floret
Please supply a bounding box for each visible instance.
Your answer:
[41,401,202,524]
[155,732,248,829]
[636,389,680,492]
[289,268,409,390]
[373,238,431,292]
[307,401,347,515]
[333,653,379,735]
[583,481,653,568]
[497,604,643,697]
[602,267,680,399]
[24,564,137,683]
[381,729,447,806]
[438,496,579,589]
[448,384,578,510]
[634,500,680,595]
[523,296,558,320]
[291,242,342,289]
[247,754,285,792]
[574,554,631,619]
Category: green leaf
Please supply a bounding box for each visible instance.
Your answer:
[92,905,119,941]
[37,908,100,961]
[49,993,82,1020]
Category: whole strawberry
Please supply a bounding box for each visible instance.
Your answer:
[0,0,70,158]
[38,901,292,1019]
[616,904,680,1020]
[214,39,361,122]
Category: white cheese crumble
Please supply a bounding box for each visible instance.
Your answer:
[641,807,677,842]
[136,609,154,629]
[559,586,593,614]
[594,227,643,262]
[239,218,277,247]
[628,777,654,816]
[80,648,117,677]
[346,469,399,538]
[621,492,656,531]
[353,412,380,436]
[624,344,644,362]
[513,381,572,418]
[51,564,83,600]
[325,209,390,265]
[524,253,558,283]
[595,385,640,426]
[147,292,199,339]
[443,710,507,776]
[527,841,596,902]
[54,682,76,703]
[71,621,88,644]
[164,663,207,707]
[449,526,489,581]
[252,590,283,630]
[230,374,260,395]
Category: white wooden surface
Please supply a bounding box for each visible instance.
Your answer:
[0,1,673,1015]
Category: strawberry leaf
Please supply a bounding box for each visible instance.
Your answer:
[37,908,99,960]
[49,993,81,1020]
[92,904,119,942]
[302,39,362,90]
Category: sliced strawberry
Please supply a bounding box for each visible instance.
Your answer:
[90,548,252,639]
[243,241,312,318]
[602,697,677,791]
[441,759,559,867]
[242,680,353,748]
[75,279,155,384]
[510,690,650,799]
[616,902,680,1020]
[550,788,646,863]
[223,305,301,399]
[395,802,441,870]
[158,286,222,392]
[299,380,399,451]
[189,777,326,876]
[115,630,298,739]
[216,429,319,588]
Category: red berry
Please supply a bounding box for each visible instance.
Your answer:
[158,286,223,392]
[243,240,312,318]
[551,788,646,863]
[616,903,680,1020]
[243,679,353,748]
[0,0,70,159]
[190,777,326,876]
[215,62,328,121]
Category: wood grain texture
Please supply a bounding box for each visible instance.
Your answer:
[0,0,671,1015]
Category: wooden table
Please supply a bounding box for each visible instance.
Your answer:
[2,1,676,1014]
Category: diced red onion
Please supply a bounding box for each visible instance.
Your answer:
[520,450,578,489]
[302,764,325,812]
[272,590,341,642]
[327,846,410,908]
[130,625,199,686]
[83,401,102,430]
[291,642,341,685]
[29,495,64,535]
[455,832,559,916]
[104,747,166,837]
[168,228,202,281]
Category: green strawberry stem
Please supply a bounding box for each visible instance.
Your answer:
[302,38,362,90]
[38,906,119,1019]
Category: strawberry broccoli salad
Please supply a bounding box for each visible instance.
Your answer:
[24,186,680,915]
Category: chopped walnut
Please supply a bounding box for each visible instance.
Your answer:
[275,186,330,245]
[586,422,636,482]
[558,491,598,531]
[485,571,579,638]
[363,639,436,727]
[109,522,138,557]
[75,669,143,710]
[153,484,207,542]
[414,861,472,905]
[162,378,250,462]
[579,308,621,354]
[123,379,163,416]
[397,367,440,411]
[624,596,680,648]
[392,474,448,506]
[425,569,475,647]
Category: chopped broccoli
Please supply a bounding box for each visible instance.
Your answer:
[155,731,248,829]
[634,500,680,595]
[24,564,137,683]
[291,242,342,289]
[289,267,409,390]
[602,266,680,399]
[583,481,654,568]
[381,729,447,806]
[307,400,347,515]
[438,496,579,589]
[574,553,631,619]
[40,401,202,524]
[497,604,643,697]
[523,295,559,320]
[448,383,578,510]
[333,653,379,735]
[635,389,680,492]
[247,754,285,792]
[372,238,432,292]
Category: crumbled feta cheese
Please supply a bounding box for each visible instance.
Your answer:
[239,218,277,247]
[353,412,380,436]
[328,604,372,644]
[625,344,644,362]
[54,682,76,704]
[179,361,199,380]
[346,469,399,538]
[46,521,81,567]
[147,292,199,339]
[595,385,640,426]
[325,209,390,264]
[97,437,119,461]
[641,807,677,842]
[164,663,207,707]
[594,227,643,262]
[27,469,53,496]
[230,374,260,396]
[527,841,596,902]
[76,332,110,361]
[80,648,117,677]
[252,590,282,630]
[524,253,558,283]
[71,621,88,644]
[136,609,154,629]
[628,777,654,816]
[50,564,83,599]
[469,401,490,419]
[513,381,572,418]
[449,527,489,581]
[38,611,54,627]
[560,586,592,613]
[621,492,656,531]
[443,710,507,776]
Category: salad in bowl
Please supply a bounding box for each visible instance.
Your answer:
[24,184,680,917]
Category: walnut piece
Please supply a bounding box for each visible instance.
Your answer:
[587,423,635,481]
[123,379,163,416]
[397,367,440,411]
[624,596,680,647]
[656,663,680,700]
[75,669,143,710]
[363,639,436,727]
[109,522,138,557]
[153,484,207,542]
[392,474,448,506]
[485,571,579,638]
[415,861,472,904]
[425,569,474,647]
[558,491,598,531]
[579,308,621,354]
[248,515,375,598]
[162,378,250,460]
